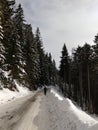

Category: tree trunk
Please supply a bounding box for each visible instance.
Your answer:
[68,67,71,98]
[79,63,83,108]
[87,64,93,113]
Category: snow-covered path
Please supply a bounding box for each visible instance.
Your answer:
[0,89,98,130]
[35,89,98,130]
[0,92,41,130]
[36,92,78,130]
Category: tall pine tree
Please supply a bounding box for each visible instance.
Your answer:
[0,0,15,89]
[24,24,40,90]
[35,28,46,86]
[59,44,69,95]
[13,4,26,85]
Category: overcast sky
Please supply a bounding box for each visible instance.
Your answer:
[16,0,98,67]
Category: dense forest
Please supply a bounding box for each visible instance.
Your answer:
[1,0,98,115]
[0,0,58,90]
[59,40,98,114]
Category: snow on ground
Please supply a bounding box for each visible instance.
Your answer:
[50,88,98,130]
[0,81,31,105]
[0,86,98,130]
[51,88,63,101]
[14,80,31,95]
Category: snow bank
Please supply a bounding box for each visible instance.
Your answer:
[14,80,30,96]
[0,81,31,105]
[50,88,98,130]
[66,98,97,125]
[51,88,63,101]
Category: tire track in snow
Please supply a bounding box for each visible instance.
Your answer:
[0,92,42,130]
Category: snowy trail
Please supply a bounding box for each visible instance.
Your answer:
[0,89,98,130]
[35,89,98,130]
[0,92,42,130]
[35,92,78,130]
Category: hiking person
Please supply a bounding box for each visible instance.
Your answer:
[44,86,47,95]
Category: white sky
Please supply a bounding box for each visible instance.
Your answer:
[16,0,98,67]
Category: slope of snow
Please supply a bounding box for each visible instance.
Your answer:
[66,98,97,126]
[51,88,63,101]
[14,80,30,95]
[50,88,98,130]
[0,81,31,105]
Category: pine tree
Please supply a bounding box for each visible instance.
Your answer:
[35,28,46,86]
[91,34,98,114]
[13,4,26,84]
[0,0,15,89]
[0,2,5,68]
[0,0,59,92]
[59,44,69,95]
[48,53,53,84]
[82,43,93,112]
[14,4,24,47]
[69,51,79,101]
[0,2,5,89]
[24,24,40,90]
[70,44,93,111]
[1,0,15,65]
[59,44,69,82]
[51,59,58,85]
[43,53,50,85]
[42,53,59,86]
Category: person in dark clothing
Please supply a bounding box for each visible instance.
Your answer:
[44,86,47,95]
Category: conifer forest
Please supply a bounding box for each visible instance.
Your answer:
[1,0,98,115]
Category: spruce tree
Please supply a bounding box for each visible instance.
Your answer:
[0,2,5,89]
[0,3,5,68]
[48,53,53,84]
[59,44,69,95]
[35,28,45,86]
[43,53,50,85]
[91,34,98,114]
[51,59,58,85]
[24,24,40,90]
[13,4,26,85]
[0,0,15,89]
[1,0,15,67]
